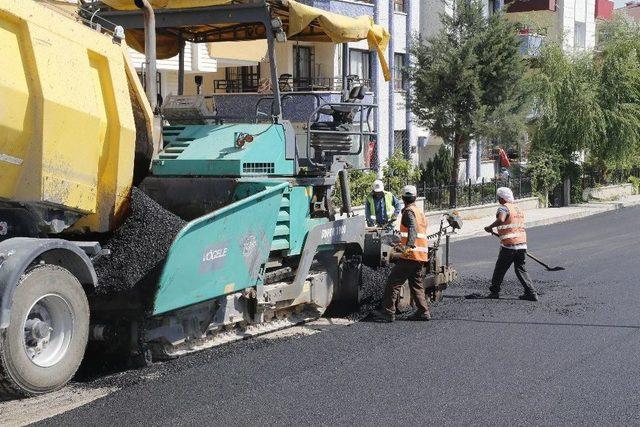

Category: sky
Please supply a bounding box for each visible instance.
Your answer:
[615,0,630,8]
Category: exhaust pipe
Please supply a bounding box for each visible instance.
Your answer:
[135,0,157,112]
[338,169,352,216]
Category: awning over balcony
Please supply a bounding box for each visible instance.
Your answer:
[98,0,391,80]
[287,1,390,80]
[207,40,269,65]
[101,0,232,9]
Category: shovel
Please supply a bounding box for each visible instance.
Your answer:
[490,231,565,272]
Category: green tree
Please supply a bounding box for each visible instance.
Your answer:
[528,148,563,207]
[530,17,640,190]
[528,44,602,181]
[333,169,377,207]
[420,144,453,186]
[333,153,421,209]
[593,17,640,171]
[382,151,422,196]
[409,0,529,206]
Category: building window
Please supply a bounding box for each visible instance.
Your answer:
[293,45,315,90]
[225,65,260,93]
[394,0,406,13]
[393,53,406,91]
[349,49,372,84]
[574,21,586,50]
[394,130,410,158]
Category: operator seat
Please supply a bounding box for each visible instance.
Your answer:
[313,84,367,130]
[309,84,368,156]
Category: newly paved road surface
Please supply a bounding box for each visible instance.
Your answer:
[22,207,640,424]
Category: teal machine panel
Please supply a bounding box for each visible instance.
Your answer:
[153,182,288,315]
[153,124,295,176]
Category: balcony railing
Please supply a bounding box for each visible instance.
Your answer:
[517,33,544,57]
[213,77,260,93]
[213,76,372,93]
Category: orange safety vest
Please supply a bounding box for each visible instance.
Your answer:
[399,203,429,262]
[497,203,527,246]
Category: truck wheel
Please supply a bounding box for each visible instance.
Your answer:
[0,264,89,397]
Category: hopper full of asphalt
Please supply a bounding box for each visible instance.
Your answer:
[92,187,186,307]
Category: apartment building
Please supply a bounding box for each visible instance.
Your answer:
[506,0,613,51]
[195,0,423,172]
[419,0,613,183]
[65,0,614,178]
[619,1,640,22]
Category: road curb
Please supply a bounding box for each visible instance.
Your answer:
[448,199,639,243]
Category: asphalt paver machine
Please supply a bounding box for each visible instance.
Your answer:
[0,0,391,396]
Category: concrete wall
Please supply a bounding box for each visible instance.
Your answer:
[420,0,451,39]
[556,0,597,51]
[582,184,634,201]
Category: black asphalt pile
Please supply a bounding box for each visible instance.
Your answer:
[348,265,391,320]
[93,187,186,303]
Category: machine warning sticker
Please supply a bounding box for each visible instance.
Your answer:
[241,233,264,278]
[200,241,230,273]
[242,235,258,257]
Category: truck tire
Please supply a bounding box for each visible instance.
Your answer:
[0,264,90,398]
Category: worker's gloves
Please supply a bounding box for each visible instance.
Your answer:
[484,226,493,234]
[395,245,413,255]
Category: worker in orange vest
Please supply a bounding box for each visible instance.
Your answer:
[371,185,431,322]
[483,187,538,301]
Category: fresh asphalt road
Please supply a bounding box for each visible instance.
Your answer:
[39,207,640,425]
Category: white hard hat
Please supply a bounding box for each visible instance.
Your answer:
[496,187,514,203]
[373,180,384,192]
[402,185,417,197]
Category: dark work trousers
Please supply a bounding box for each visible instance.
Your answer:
[383,259,430,315]
[490,247,537,295]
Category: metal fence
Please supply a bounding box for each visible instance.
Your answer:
[214,76,373,93]
[419,177,533,211]
[581,167,640,189]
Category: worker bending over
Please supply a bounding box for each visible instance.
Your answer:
[483,187,539,301]
[372,185,431,322]
[365,180,401,227]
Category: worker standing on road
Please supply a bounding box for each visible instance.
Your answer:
[483,187,539,301]
[365,180,401,227]
[372,185,431,322]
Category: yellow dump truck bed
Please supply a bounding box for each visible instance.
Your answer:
[0,0,151,233]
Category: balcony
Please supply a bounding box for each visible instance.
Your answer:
[213,76,372,94]
[209,88,374,123]
[517,32,544,56]
[505,0,555,13]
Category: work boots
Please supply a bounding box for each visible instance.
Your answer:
[519,293,539,302]
[406,310,431,321]
[369,309,395,323]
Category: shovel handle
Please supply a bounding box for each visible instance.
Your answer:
[489,230,556,271]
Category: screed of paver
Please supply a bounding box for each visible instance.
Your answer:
[0,385,119,426]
